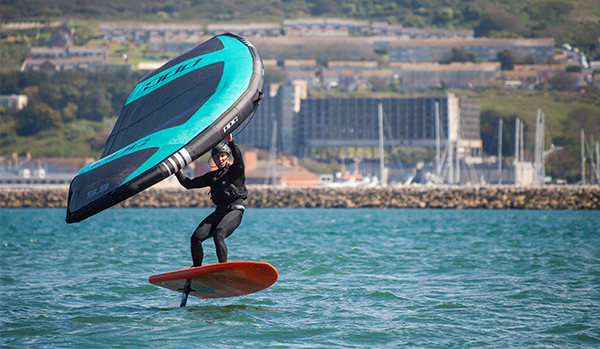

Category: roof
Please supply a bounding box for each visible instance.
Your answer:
[384,37,554,47]
[390,62,500,72]
[206,23,281,31]
[513,64,565,71]
[328,61,379,69]
[503,70,537,78]
[283,59,317,67]
[246,164,319,186]
[361,70,394,78]
[23,56,107,66]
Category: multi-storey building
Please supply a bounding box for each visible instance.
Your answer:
[296,95,455,151]
[391,62,501,89]
[22,46,109,73]
[371,22,474,39]
[237,84,481,161]
[206,23,281,37]
[283,18,369,37]
[377,37,555,63]
[99,23,204,44]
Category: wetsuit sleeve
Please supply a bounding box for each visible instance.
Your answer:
[228,140,245,180]
[175,170,212,189]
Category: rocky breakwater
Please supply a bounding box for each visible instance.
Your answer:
[244,185,599,210]
[1,185,599,210]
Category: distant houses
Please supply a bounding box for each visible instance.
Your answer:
[206,22,281,37]
[99,23,204,44]
[371,22,473,39]
[503,64,565,89]
[282,18,370,37]
[21,47,108,73]
[391,62,501,89]
[20,21,567,93]
[98,19,478,42]
[376,37,555,63]
[0,94,28,110]
[252,57,565,92]
[21,24,108,73]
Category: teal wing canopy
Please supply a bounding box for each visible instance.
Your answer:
[66,34,263,223]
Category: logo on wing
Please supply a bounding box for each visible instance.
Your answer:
[223,116,239,133]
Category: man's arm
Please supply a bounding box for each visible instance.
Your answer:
[226,135,244,177]
[175,170,211,189]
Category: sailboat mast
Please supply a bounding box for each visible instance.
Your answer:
[515,118,520,163]
[498,118,503,184]
[435,102,441,179]
[581,129,586,185]
[378,103,386,186]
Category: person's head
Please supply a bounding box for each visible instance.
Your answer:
[211,142,232,169]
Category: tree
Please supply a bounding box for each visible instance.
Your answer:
[497,50,514,70]
[264,66,287,84]
[14,102,62,136]
[440,47,479,64]
[550,72,579,91]
[78,88,113,121]
[480,110,517,157]
[462,3,482,22]
[475,8,521,37]
[310,0,339,16]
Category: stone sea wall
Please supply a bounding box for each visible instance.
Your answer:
[1,185,599,210]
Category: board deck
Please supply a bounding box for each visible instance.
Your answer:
[149,261,278,300]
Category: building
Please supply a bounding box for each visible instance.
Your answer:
[361,69,395,88]
[236,83,288,151]
[236,80,302,155]
[206,23,281,37]
[295,94,482,161]
[99,23,204,44]
[371,22,473,39]
[391,62,501,89]
[21,56,108,73]
[49,24,75,47]
[0,156,89,187]
[148,32,205,52]
[246,163,320,186]
[328,61,378,71]
[23,45,109,73]
[376,37,555,63]
[502,70,538,89]
[321,69,394,90]
[507,64,565,89]
[29,46,107,59]
[458,98,482,159]
[281,59,318,71]
[297,95,451,150]
[283,18,369,37]
[0,94,28,110]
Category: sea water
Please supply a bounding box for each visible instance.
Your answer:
[1,208,599,348]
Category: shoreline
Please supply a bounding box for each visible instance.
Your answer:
[1,185,598,210]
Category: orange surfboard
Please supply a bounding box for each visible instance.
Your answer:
[149,261,278,304]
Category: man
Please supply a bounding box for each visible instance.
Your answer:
[175,134,247,267]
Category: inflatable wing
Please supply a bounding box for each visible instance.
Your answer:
[66,34,263,223]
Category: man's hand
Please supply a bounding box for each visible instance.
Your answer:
[224,134,233,143]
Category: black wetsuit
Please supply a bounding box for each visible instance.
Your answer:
[175,140,248,266]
